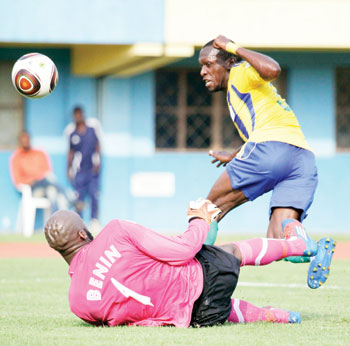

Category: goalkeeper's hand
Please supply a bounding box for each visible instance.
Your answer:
[187,198,221,224]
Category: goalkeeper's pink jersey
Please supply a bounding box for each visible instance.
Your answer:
[68,219,209,327]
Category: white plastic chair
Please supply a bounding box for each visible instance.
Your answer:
[17,184,51,237]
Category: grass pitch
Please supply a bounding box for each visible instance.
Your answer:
[0,240,350,345]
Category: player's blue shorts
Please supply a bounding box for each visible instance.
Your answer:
[226,141,318,221]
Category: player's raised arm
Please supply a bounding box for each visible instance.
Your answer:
[124,199,221,265]
[214,35,281,81]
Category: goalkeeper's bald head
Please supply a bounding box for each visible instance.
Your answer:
[44,210,93,264]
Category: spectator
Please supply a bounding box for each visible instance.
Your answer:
[65,106,101,233]
[10,130,69,214]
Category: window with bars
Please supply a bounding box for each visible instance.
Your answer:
[155,68,242,151]
[336,67,350,150]
[0,61,23,149]
[155,67,287,151]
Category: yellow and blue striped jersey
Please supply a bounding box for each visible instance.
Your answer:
[227,61,310,151]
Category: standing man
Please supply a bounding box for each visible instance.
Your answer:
[44,199,335,327]
[199,35,318,259]
[66,106,101,233]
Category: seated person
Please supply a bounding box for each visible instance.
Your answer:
[44,199,335,327]
[10,130,68,214]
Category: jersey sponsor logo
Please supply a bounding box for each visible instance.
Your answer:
[86,244,122,301]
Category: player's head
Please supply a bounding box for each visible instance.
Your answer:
[44,210,93,264]
[199,40,240,92]
[18,130,31,151]
[73,106,85,125]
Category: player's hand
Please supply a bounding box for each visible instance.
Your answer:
[209,150,235,167]
[67,168,74,181]
[187,198,221,224]
[93,164,100,175]
[213,35,232,51]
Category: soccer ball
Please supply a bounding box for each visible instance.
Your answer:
[11,53,58,99]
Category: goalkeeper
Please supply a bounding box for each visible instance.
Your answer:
[44,199,334,327]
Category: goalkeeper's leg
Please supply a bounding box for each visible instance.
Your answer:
[228,299,300,324]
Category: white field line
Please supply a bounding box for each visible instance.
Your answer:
[238,281,342,290]
[0,279,344,290]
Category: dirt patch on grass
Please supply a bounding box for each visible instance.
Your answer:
[0,242,349,259]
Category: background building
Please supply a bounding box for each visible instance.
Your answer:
[0,0,349,233]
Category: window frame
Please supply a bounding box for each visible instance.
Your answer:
[155,67,240,152]
[335,66,350,151]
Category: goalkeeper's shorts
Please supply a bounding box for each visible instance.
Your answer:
[190,245,240,327]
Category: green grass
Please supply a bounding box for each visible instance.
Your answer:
[1,231,349,243]
[0,254,350,345]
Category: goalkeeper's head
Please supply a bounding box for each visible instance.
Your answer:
[44,210,93,265]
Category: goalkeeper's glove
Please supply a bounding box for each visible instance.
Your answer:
[187,198,221,224]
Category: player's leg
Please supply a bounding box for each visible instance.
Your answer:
[88,174,99,220]
[228,298,300,324]
[217,226,317,267]
[73,173,86,217]
[205,142,267,245]
[206,170,248,222]
[283,219,336,288]
[32,178,60,213]
[269,146,318,261]
[45,181,69,212]
[267,207,300,239]
[205,170,248,245]
[31,179,48,199]
[87,174,101,233]
[208,141,296,245]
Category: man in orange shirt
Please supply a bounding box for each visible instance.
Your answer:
[10,130,68,214]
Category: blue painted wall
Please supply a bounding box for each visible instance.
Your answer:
[1,48,350,235]
[0,47,98,231]
[0,0,165,44]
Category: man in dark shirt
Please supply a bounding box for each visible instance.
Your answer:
[66,106,101,232]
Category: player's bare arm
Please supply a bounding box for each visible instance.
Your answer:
[214,35,281,81]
